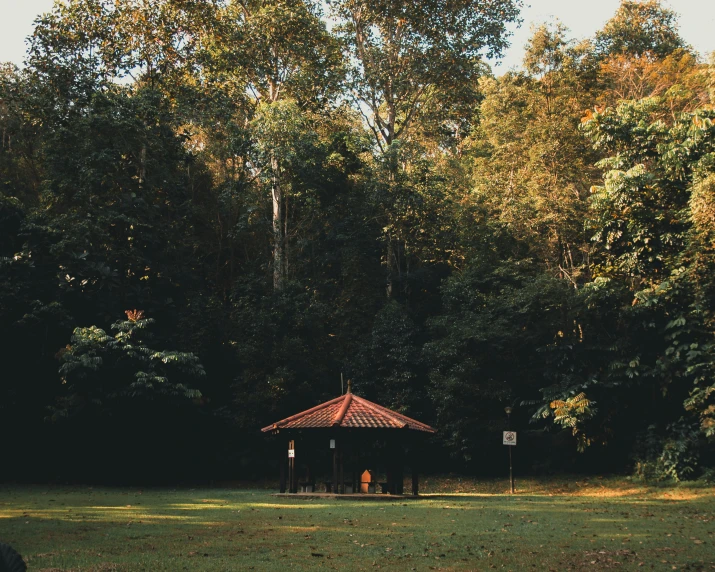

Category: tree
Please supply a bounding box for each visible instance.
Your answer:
[594,0,686,60]
[426,241,573,464]
[50,310,207,481]
[0,65,41,204]
[592,0,708,114]
[250,100,330,290]
[547,98,715,474]
[331,0,522,295]
[595,50,710,113]
[352,300,426,415]
[54,310,203,419]
[582,98,705,282]
[467,24,600,281]
[210,0,343,290]
[218,0,343,108]
[685,171,715,438]
[333,0,521,153]
[29,0,219,88]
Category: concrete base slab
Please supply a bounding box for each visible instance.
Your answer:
[271,492,418,500]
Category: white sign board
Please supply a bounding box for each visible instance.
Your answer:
[288,449,295,458]
[329,439,336,449]
[503,431,517,446]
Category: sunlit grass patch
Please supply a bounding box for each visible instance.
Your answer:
[0,478,713,570]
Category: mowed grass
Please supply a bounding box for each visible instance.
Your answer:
[0,477,713,571]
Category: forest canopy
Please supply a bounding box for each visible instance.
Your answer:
[1,0,713,483]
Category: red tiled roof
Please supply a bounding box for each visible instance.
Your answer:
[261,392,435,433]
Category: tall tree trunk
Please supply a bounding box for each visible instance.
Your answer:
[271,153,285,291]
[385,159,398,298]
[139,143,147,188]
[386,237,394,297]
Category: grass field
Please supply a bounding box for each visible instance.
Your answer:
[1,476,713,571]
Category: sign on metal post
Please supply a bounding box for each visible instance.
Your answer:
[503,431,517,446]
[329,439,336,449]
[288,448,295,458]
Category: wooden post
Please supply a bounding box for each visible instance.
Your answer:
[506,408,515,494]
[332,441,338,494]
[385,441,394,494]
[388,442,404,494]
[280,446,286,493]
[339,449,345,494]
[508,444,514,494]
[395,447,404,495]
[293,442,299,494]
[288,439,296,494]
[351,449,358,494]
[411,454,419,496]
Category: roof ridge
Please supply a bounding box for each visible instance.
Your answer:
[261,395,344,432]
[332,393,352,425]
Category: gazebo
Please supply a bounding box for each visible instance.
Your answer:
[261,383,435,496]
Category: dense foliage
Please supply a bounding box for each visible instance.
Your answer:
[1,0,713,483]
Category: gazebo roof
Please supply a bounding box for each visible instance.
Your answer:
[261,389,435,433]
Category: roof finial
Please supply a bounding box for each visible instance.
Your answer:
[347,379,352,394]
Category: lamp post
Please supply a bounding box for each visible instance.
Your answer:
[505,406,515,494]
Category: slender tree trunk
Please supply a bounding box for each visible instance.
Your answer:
[385,160,398,298]
[271,153,285,291]
[386,237,394,297]
[139,142,147,188]
[284,191,289,280]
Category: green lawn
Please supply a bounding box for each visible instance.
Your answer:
[0,477,713,571]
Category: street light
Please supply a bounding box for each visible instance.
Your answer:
[505,406,514,494]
